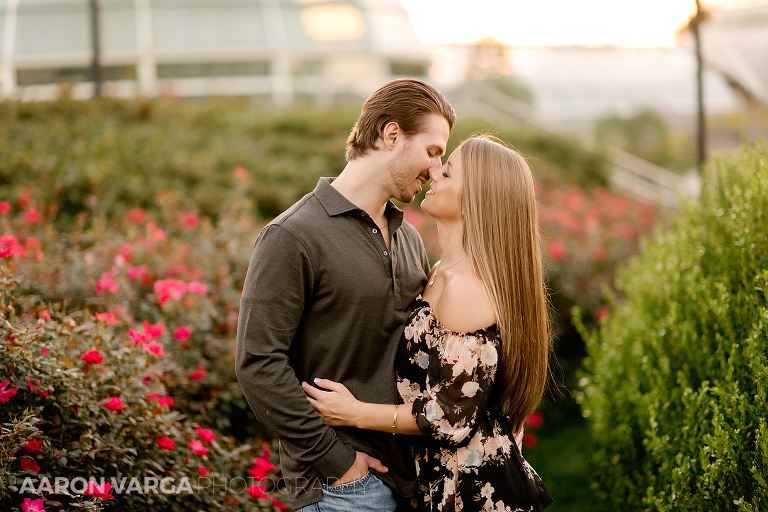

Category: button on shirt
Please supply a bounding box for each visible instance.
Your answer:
[235,178,430,509]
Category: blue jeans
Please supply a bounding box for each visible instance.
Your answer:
[297,472,397,512]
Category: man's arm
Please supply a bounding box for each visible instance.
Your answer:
[235,224,356,481]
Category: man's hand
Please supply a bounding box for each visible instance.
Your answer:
[330,451,388,486]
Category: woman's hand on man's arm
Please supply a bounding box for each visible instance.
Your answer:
[302,378,421,435]
[302,378,363,427]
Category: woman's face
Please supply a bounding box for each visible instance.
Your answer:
[421,145,463,222]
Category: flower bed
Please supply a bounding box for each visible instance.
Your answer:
[1,173,288,511]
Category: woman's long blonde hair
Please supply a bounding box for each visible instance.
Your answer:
[460,135,550,432]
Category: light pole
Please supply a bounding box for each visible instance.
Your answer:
[89,0,103,97]
[691,0,707,174]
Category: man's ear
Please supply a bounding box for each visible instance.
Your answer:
[381,121,401,151]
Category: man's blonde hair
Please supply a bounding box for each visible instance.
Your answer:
[345,78,456,161]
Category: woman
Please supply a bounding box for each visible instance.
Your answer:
[303,136,553,512]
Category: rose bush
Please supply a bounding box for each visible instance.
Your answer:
[1,175,288,511]
[537,185,658,316]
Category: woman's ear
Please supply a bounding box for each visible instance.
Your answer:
[381,121,401,151]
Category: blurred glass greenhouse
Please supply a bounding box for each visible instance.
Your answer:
[0,0,429,102]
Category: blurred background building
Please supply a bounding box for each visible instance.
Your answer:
[0,0,429,103]
[1,0,765,159]
[427,1,768,155]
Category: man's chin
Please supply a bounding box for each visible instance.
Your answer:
[394,190,417,204]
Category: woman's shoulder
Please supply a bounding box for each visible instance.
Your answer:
[431,273,497,335]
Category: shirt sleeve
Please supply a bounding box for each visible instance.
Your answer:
[410,331,500,449]
[419,242,431,285]
[235,224,356,480]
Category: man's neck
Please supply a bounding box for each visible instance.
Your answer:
[332,161,390,223]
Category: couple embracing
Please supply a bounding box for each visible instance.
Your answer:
[235,78,553,512]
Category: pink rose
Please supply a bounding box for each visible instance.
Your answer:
[189,440,209,457]
[20,458,40,472]
[95,312,119,325]
[103,397,124,411]
[143,340,165,357]
[85,480,114,500]
[24,208,42,224]
[195,426,215,444]
[547,242,567,260]
[20,498,45,512]
[247,484,268,499]
[126,208,147,224]
[0,380,18,402]
[156,436,175,450]
[174,326,191,341]
[190,364,207,381]
[142,321,165,338]
[81,350,104,365]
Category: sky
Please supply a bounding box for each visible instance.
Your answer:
[399,0,732,47]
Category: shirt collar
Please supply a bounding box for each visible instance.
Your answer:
[314,177,405,230]
[314,177,359,216]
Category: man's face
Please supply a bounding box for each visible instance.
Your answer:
[387,114,450,203]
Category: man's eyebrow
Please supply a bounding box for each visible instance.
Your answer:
[429,144,446,156]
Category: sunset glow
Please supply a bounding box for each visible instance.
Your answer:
[399,0,732,47]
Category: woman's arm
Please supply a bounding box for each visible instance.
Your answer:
[304,379,526,450]
[302,378,421,435]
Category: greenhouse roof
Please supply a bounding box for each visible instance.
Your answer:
[0,0,427,64]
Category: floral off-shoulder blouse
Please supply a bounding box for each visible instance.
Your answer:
[396,297,552,512]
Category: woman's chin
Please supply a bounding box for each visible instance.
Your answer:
[420,196,433,215]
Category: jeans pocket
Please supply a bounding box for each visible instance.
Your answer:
[321,471,372,492]
[318,473,397,512]
[297,504,321,512]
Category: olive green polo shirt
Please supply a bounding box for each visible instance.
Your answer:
[235,178,430,509]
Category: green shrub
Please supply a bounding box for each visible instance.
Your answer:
[594,109,696,172]
[576,143,768,511]
[447,117,610,189]
[0,98,355,223]
[0,98,608,225]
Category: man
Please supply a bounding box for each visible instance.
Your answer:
[235,78,456,512]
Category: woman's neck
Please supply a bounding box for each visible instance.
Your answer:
[435,219,466,266]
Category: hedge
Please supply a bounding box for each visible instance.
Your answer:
[577,143,768,511]
[0,97,608,225]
